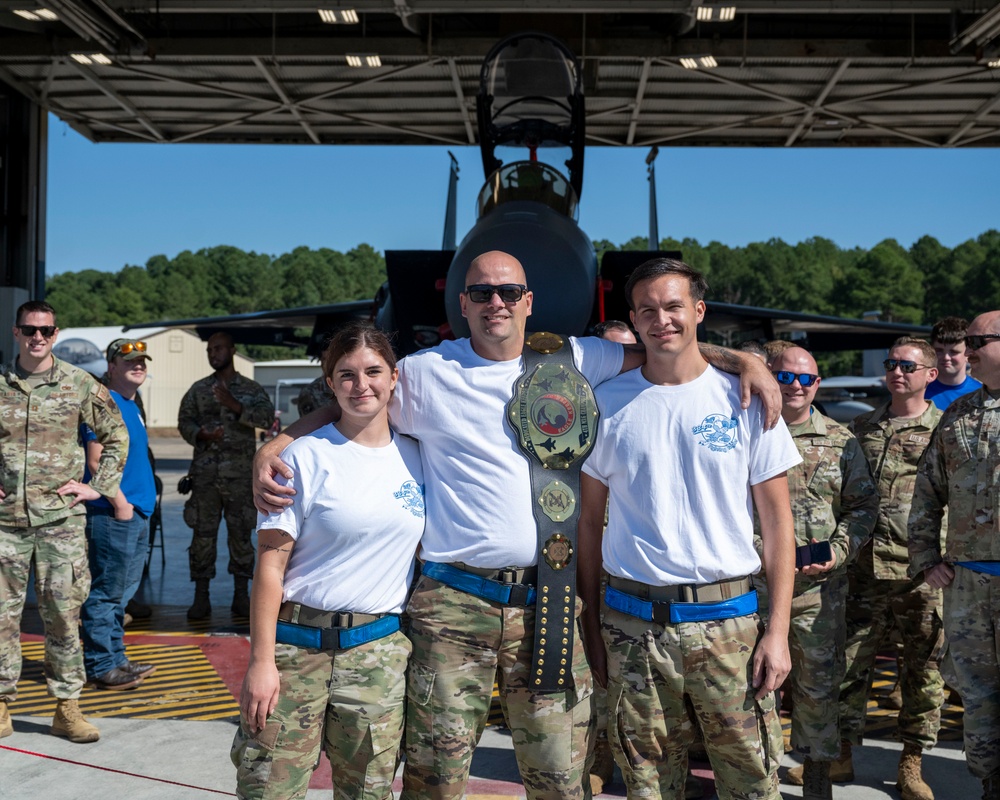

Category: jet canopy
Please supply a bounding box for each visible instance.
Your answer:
[477,161,579,221]
[477,32,585,199]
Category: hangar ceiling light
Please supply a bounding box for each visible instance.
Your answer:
[70,52,112,65]
[681,55,718,68]
[12,7,56,20]
[346,53,381,67]
[696,5,736,22]
[318,8,358,24]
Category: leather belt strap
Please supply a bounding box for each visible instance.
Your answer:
[450,562,538,585]
[506,332,599,693]
[607,575,753,604]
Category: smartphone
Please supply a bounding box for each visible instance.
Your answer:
[795,540,833,569]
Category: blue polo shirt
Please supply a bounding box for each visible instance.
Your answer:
[925,375,982,411]
[82,390,156,516]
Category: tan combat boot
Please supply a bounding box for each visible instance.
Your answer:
[588,738,615,795]
[187,579,212,620]
[787,741,853,786]
[897,744,934,800]
[51,699,100,743]
[0,700,12,738]
[801,758,833,800]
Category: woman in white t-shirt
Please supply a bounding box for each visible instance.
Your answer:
[232,322,425,800]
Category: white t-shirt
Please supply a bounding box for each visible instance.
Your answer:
[257,424,425,614]
[583,365,801,586]
[390,336,623,568]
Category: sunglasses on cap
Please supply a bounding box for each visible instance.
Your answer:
[883,359,932,374]
[964,334,1000,351]
[773,371,820,387]
[465,284,528,304]
[17,325,56,338]
[118,341,147,355]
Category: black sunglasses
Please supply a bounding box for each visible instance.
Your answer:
[773,371,820,387]
[465,284,527,304]
[883,359,932,374]
[17,325,57,338]
[964,334,1000,352]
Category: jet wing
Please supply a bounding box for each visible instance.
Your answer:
[124,300,374,354]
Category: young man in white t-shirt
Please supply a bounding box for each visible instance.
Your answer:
[579,258,800,799]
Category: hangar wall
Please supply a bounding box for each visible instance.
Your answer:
[0,90,46,365]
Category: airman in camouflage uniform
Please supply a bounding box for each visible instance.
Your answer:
[836,337,944,800]
[758,346,877,799]
[178,332,274,619]
[908,311,1000,800]
[0,300,127,744]
[294,375,333,418]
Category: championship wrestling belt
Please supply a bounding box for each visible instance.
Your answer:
[506,331,599,692]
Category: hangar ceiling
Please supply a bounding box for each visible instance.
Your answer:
[1,1,1000,148]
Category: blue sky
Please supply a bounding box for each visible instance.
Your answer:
[46,113,1000,275]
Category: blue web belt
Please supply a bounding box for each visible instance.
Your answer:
[422,561,537,606]
[605,584,758,625]
[274,614,399,651]
[955,561,1000,576]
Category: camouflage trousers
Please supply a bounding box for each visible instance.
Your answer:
[760,575,846,761]
[401,576,595,800]
[839,557,943,749]
[0,517,89,700]
[941,565,1000,779]
[183,476,256,581]
[601,602,782,800]
[231,630,410,799]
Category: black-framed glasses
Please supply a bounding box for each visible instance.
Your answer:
[773,371,820,387]
[964,334,1000,351]
[883,359,932,374]
[465,284,528,303]
[17,325,56,338]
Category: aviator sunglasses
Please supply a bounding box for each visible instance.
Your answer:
[773,371,820,387]
[883,359,932,374]
[117,341,148,355]
[465,284,528,303]
[964,334,1000,351]
[17,325,57,338]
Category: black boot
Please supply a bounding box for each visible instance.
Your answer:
[187,579,211,620]
[231,576,250,617]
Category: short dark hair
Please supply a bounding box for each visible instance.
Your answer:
[763,339,798,365]
[736,340,767,358]
[623,258,708,311]
[321,322,397,382]
[592,320,632,339]
[16,300,56,326]
[891,336,936,365]
[930,316,968,346]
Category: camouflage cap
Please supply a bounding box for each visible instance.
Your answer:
[107,338,152,362]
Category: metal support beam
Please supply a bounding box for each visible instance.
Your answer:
[253,56,321,143]
[784,58,850,146]
[67,59,166,140]
[627,58,651,145]
[945,82,1000,144]
[447,57,475,144]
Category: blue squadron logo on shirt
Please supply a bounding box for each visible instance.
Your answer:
[394,480,425,518]
[692,414,739,453]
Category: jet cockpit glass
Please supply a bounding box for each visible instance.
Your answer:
[481,35,578,139]
[477,161,579,221]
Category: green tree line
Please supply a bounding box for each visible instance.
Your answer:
[47,231,1000,356]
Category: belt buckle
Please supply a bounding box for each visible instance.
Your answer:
[506,583,532,606]
[650,600,672,625]
[333,612,354,628]
[497,567,519,585]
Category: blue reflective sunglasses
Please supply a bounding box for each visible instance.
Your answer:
[773,371,820,387]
